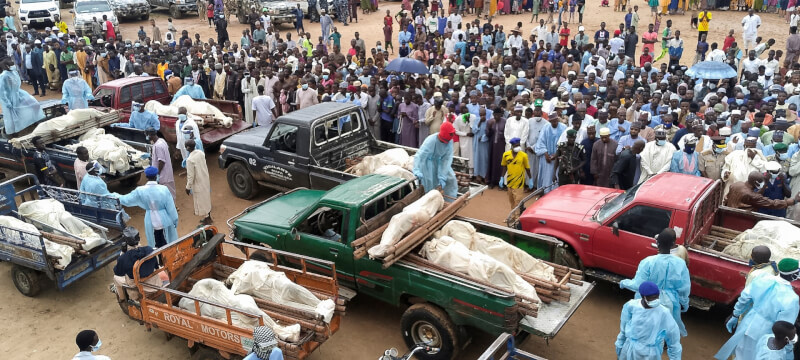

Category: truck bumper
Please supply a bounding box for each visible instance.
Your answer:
[271,15,295,24]
[20,15,56,26]
[115,8,150,18]
[177,4,198,12]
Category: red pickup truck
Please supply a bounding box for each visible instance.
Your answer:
[519,173,800,309]
[91,76,249,147]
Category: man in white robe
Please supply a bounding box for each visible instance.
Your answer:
[639,127,676,184]
[722,137,768,198]
[185,140,212,225]
[241,71,258,125]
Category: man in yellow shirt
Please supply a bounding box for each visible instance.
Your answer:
[698,9,711,40]
[54,15,68,34]
[501,137,531,222]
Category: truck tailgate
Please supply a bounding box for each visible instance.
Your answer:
[200,120,250,146]
[519,281,594,338]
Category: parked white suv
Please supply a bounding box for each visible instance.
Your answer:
[17,0,60,27]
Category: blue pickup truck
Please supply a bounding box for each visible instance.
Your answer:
[0,174,128,296]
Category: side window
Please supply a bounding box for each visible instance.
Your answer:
[119,86,131,104]
[615,206,672,238]
[313,122,327,145]
[299,207,345,243]
[267,123,299,153]
[154,80,166,94]
[94,88,115,106]
[142,80,155,98]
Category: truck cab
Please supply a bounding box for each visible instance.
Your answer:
[148,0,199,19]
[17,0,60,27]
[71,0,120,38]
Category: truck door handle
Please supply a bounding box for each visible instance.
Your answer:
[650,242,658,249]
[287,160,295,166]
[329,248,339,257]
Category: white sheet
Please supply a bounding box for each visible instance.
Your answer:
[368,190,444,259]
[145,95,233,128]
[722,220,800,261]
[435,220,557,282]
[0,215,74,269]
[64,128,149,175]
[227,260,336,323]
[17,199,106,251]
[9,108,108,148]
[177,278,301,342]
[353,148,413,176]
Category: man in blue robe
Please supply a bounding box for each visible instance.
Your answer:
[119,166,179,248]
[669,136,701,176]
[171,77,206,104]
[413,120,458,200]
[620,228,691,337]
[79,162,118,209]
[61,70,94,110]
[0,54,44,134]
[534,109,566,194]
[112,100,160,130]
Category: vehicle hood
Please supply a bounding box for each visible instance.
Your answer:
[109,0,148,7]
[222,126,269,148]
[74,12,118,24]
[262,1,298,12]
[520,185,620,227]
[19,2,58,11]
[235,189,325,230]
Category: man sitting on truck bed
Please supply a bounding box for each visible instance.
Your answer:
[111,98,159,131]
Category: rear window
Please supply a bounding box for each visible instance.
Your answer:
[142,80,155,98]
[119,86,131,104]
[362,184,414,221]
[312,111,362,146]
[154,80,166,94]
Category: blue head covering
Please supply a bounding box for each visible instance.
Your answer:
[639,281,660,296]
[144,166,158,177]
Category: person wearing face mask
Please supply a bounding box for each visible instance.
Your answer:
[500,138,531,222]
[526,104,547,188]
[171,76,207,104]
[611,139,645,190]
[534,109,567,193]
[745,245,777,287]
[725,171,800,211]
[175,107,202,164]
[638,127,675,184]
[79,161,119,209]
[753,320,797,359]
[756,161,792,218]
[669,136,701,176]
[716,258,800,360]
[615,281,683,360]
[722,137,768,197]
[72,329,110,359]
[119,166,179,248]
[699,133,732,181]
[113,99,160,131]
[0,50,44,135]
[413,121,459,200]
[620,228,691,338]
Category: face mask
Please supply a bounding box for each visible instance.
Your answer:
[684,146,695,154]
[377,46,382,51]
[709,83,716,89]
[714,147,725,154]
[561,110,568,115]
[513,146,522,152]
[145,135,150,141]
[302,84,308,90]
[663,123,672,129]
[91,339,102,352]
[517,84,524,91]
[755,181,765,189]
[779,153,788,160]
[790,334,799,345]
[571,88,578,94]
[656,139,666,146]
[736,99,744,105]
[599,86,607,93]
[646,299,661,308]
[480,79,488,86]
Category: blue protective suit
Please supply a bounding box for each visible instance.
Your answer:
[534,123,566,194]
[413,133,458,200]
[119,182,179,247]
[668,150,701,177]
[615,299,682,360]
[715,276,800,360]
[124,109,161,131]
[60,76,94,110]
[171,85,207,103]
[753,334,794,360]
[620,254,691,337]
[0,69,44,134]
[78,174,118,209]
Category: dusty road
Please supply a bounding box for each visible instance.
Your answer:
[2,1,784,358]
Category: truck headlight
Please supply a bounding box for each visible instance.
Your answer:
[48,7,57,11]
[19,9,28,13]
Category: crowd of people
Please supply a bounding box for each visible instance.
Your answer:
[2,0,800,358]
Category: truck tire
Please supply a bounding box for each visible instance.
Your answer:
[190,347,221,360]
[12,265,42,297]
[170,5,182,19]
[555,246,583,271]
[400,303,459,360]
[141,13,149,20]
[226,161,257,199]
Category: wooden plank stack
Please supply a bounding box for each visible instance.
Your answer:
[699,225,742,252]
[11,109,122,149]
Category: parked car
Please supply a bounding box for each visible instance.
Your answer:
[16,0,60,27]
[109,0,150,20]
[71,0,120,38]
[234,0,307,25]
[147,0,198,19]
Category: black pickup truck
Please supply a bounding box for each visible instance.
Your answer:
[0,101,143,188]
[218,102,470,199]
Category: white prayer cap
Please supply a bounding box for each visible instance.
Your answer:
[765,161,781,172]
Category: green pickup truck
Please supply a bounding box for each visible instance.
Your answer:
[227,175,594,360]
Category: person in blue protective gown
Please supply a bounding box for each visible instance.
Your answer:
[615,281,683,360]
[60,69,94,110]
[534,109,567,194]
[715,258,800,360]
[118,166,179,248]
[112,99,160,131]
[79,161,119,209]
[171,77,206,104]
[753,320,796,360]
[620,228,691,337]
[0,53,45,135]
[413,120,458,200]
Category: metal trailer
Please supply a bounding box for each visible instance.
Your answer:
[478,333,548,360]
[0,174,128,296]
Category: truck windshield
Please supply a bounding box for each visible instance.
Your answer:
[595,183,642,223]
[20,0,53,3]
[76,1,111,12]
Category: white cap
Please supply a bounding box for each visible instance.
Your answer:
[518,71,526,78]
[578,26,585,32]
[34,40,41,44]
[765,161,781,172]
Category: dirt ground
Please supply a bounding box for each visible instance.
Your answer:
[2,1,787,358]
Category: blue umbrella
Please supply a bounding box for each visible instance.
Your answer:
[385,58,430,74]
[685,61,737,80]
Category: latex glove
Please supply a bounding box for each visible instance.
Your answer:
[726,316,738,333]
[109,123,121,128]
[499,177,505,188]
[139,153,151,159]
[181,159,187,168]
[681,303,689,312]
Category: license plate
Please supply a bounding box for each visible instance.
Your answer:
[35,19,45,23]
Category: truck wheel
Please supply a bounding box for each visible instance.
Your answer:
[141,13,149,20]
[226,161,257,199]
[555,247,583,271]
[190,347,221,360]
[12,265,42,297]
[170,5,182,19]
[400,303,459,360]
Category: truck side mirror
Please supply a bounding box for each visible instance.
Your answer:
[611,222,619,236]
[290,227,299,241]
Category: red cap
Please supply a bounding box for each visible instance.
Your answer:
[438,121,456,142]
[347,85,358,92]
[614,29,621,36]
